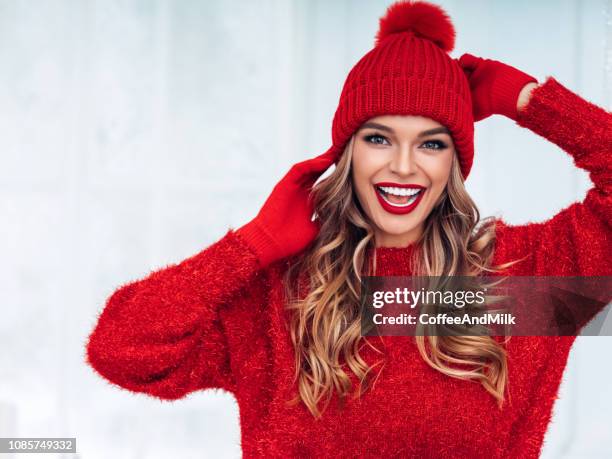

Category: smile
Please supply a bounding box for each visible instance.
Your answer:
[373,182,426,215]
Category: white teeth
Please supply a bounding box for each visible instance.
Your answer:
[379,191,420,207]
[378,186,422,197]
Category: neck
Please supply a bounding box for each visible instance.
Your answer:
[374,223,423,248]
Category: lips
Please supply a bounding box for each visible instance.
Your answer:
[373,182,426,215]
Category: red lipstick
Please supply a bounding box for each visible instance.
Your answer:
[373,182,426,215]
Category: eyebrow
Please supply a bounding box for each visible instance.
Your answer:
[359,122,451,138]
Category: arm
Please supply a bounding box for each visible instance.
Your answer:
[85,229,265,400]
[85,147,335,401]
[494,76,612,276]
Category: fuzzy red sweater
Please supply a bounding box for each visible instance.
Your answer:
[85,77,611,458]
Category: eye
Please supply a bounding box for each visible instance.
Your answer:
[421,140,448,150]
[363,134,390,146]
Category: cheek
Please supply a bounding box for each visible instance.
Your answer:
[421,151,454,186]
[351,146,383,193]
[351,149,384,218]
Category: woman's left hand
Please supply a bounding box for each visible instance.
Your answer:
[457,53,538,122]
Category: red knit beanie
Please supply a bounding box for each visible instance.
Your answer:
[327,0,474,179]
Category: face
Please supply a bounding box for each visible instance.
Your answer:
[351,115,455,248]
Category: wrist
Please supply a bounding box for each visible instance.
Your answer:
[494,71,538,121]
[235,219,280,268]
[517,81,540,112]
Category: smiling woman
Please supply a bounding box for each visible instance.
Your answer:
[85,1,612,457]
[352,116,455,246]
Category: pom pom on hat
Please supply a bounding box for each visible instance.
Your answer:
[375,0,456,53]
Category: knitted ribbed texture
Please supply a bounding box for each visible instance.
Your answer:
[328,25,474,178]
[85,77,611,458]
[235,218,281,269]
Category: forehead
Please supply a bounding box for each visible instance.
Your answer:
[362,114,445,131]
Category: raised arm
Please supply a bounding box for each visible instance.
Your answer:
[457,53,611,276]
[85,149,336,400]
[495,76,612,276]
[85,229,264,400]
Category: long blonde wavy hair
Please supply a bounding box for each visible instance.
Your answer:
[283,135,523,418]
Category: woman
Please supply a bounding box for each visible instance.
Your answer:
[85,1,611,457]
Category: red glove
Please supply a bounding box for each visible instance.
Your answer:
[457,53,538,122]
[236,149,337,268]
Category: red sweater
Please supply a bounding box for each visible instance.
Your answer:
[85,77,611,458]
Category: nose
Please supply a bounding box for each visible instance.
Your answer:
[389,142,418,176]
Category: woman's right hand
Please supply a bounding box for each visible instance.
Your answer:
[235,148,337,268]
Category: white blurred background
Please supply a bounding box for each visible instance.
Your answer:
[0,0,610,458]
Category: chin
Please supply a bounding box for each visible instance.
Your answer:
[374,218,422,238]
